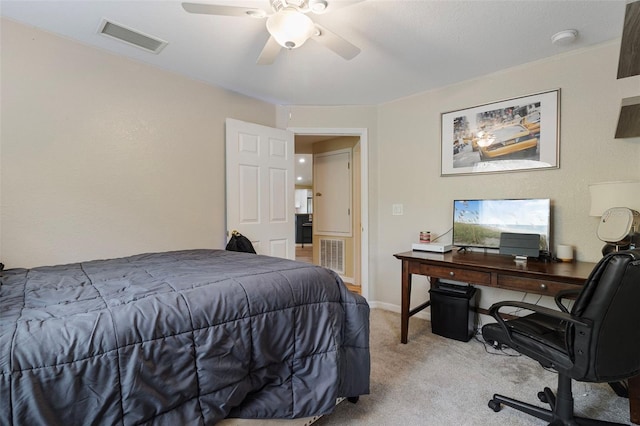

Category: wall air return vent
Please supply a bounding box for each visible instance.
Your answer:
[98,19,168,54]
[319,238,345,275]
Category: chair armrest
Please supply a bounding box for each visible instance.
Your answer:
[554,289,581,313]
[488,300,592,348]
[489,301,588,325]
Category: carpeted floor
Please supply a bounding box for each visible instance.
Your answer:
[315,309,630,425]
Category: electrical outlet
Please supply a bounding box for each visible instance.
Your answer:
[392,204,403,216]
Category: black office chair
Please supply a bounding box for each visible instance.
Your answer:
[482,249,640,425]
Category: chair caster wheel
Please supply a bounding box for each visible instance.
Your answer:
[488,399,501,412]
[538,391,548,403]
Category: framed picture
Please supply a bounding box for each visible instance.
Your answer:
[441,89,560,176]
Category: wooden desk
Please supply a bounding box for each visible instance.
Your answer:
[394,250,640,424]
[394,250,596,344]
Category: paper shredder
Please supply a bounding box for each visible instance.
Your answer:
[429,282,478,342]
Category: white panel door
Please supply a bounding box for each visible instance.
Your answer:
[225,118,295,259]
[314,149,352,236]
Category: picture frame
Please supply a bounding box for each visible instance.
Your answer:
[441,89,560,176]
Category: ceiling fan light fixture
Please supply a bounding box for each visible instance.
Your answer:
[266,8,316,49]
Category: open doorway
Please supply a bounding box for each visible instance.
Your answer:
[293,131,366,297]
[294,139,318,266]
[293,152,313,264]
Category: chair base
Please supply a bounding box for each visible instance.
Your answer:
[488,375,628,426]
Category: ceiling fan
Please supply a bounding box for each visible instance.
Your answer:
[182,0,362,65]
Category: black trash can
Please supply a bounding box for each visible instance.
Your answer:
[429,282,478,342]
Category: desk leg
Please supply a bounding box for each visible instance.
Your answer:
[629,375,640,424]
[401,260,412,344]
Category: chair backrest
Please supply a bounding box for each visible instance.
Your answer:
[569,249,640,382]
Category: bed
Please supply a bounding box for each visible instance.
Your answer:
[0,249,370,425]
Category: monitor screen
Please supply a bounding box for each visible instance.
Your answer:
[453,198,550,251]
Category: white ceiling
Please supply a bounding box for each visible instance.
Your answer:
[0,0,628,106]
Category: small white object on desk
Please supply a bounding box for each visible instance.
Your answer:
[556,244,574,262]
[412,242,453,253]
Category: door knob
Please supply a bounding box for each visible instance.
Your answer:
[316,192,322,196]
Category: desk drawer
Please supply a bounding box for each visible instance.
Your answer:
[497,275,576,295]
[418,264,491,285]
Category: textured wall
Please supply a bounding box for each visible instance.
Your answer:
[0,19,275,268]
[374,41,640,311]
[287,41,640,310]
[2,18,638,315]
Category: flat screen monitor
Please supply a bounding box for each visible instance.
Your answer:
[453,198,550,251]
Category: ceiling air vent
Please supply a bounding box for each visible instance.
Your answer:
[98,19,168,54]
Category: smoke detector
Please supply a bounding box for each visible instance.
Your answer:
[551,29,578,46]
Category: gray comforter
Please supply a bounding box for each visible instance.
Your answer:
[0,249,370,425]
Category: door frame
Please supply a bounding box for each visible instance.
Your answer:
[289,127,369,301]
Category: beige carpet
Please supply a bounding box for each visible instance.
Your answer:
[316,309,630,425]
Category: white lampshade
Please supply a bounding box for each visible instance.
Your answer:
[589,181,640,216]
[266,9,316,49]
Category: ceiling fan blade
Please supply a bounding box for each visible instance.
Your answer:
[182,2,265,17]
[311,24,360,60]
[256,36,282,65]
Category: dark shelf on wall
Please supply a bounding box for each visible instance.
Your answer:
[615,1,640,139]
[617,0,640,79]
[616,96,640,138]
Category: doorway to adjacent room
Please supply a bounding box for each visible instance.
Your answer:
[293,128,368,298]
